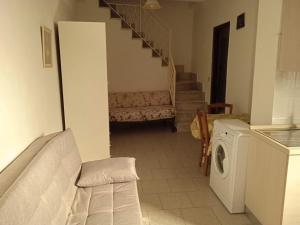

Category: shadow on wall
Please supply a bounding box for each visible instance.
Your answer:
[54,0,77,21]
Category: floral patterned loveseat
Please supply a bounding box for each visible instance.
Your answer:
[109,91,176,122]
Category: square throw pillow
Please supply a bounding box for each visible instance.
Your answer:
[77,157,139,187]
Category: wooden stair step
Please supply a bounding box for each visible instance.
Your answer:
[176,101,206,111]
[176,81,202,91]
[162,58,169,66]
[121,20,135,29]
[132,31,145,38]
[176,72,197,82]
[99,0,109,7]
[121,21,129,28]
[142,40,153,48]
[99,0,173,69]
[175,121,191,133]
[176,91,205,101]
[152,49,162,57]
[110,7,119,18]
[175,111,196,123]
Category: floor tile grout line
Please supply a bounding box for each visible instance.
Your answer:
[210,206,225,225]
[113,128,253,225]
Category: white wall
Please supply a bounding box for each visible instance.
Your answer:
[0,0,76,172]
[192,0,258,114]
[154,0,194,72]
[59,21,110,161]
[250,0,284,125]
[272,72,300,124]
[75,0,169,92]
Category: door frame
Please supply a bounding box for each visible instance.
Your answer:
[210,22,230,105]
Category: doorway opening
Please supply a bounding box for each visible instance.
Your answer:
[210,22,230,113]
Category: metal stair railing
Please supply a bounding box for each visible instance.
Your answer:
[103,0,177,106]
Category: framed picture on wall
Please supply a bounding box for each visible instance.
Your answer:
[41,26,53,68]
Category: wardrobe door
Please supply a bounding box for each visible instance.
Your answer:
[58,21,110,162]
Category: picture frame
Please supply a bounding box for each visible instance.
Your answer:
[41,26,53,68]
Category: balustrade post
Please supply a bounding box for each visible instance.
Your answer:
[139,0,142,33]
[168,30,172,60]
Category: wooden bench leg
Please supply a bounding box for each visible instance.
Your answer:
[170,118,177,132]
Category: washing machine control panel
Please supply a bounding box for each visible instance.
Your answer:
[213,125,234,143]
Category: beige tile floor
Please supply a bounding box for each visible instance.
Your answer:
[110,125,253,225]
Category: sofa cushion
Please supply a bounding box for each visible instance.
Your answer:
[109,105,175,122]
[109,91,172,108]
[77,158,139,187]
[0,129,82,225]
[67,181,142,225]
[110,107,144,122]
[141,105,176,121]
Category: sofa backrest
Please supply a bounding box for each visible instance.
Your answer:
[0,132,59,197]
[109,91,171,108]
[0,129,82,225]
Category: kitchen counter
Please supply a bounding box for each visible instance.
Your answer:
[257,129,300,147]
[249,125,300,155]
[246,125,300,225]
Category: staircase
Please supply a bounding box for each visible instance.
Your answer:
[99,0,177,109]
[99,0,170,67]
[98,0,205,132]
[175,65,206,132]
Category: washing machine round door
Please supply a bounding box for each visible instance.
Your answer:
[212,140,229,178]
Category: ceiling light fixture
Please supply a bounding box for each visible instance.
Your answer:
[143,0,161,10]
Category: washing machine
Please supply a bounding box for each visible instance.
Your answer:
[209,119,250,213]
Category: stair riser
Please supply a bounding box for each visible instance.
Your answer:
[176,102,205,111]
[132,31,144,38]
[176,122,191,133]
[142,41,153,48]
[176,83,199,91]
[176,73,197,82]
[176,113,196,123]
[176,103,206,112]
[176,93,204,101]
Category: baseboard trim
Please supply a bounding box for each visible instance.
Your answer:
[245,207,262,225]
[272,116,292,124]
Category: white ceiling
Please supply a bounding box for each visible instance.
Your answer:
[163,0,206,2]
[162,0,206,2]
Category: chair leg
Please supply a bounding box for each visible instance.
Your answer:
[199,142,206,168]
[171,118,177,132]
[199,147,204,167]
[204,155,211,176]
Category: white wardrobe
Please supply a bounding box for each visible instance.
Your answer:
[58,21,110,162]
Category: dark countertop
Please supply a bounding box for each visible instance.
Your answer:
[257,129,300,148]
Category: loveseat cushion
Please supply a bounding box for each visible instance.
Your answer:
[110,105,175,122]
[109,91,172,108]
[110,107,144,122]
[67,181,142,225]
[0,129,82,225]
[77,158,139,187]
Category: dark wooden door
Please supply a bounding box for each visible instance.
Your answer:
[210,22,230,109]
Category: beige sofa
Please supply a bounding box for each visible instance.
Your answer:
[109,91,176,122]
[0,129,142,225]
